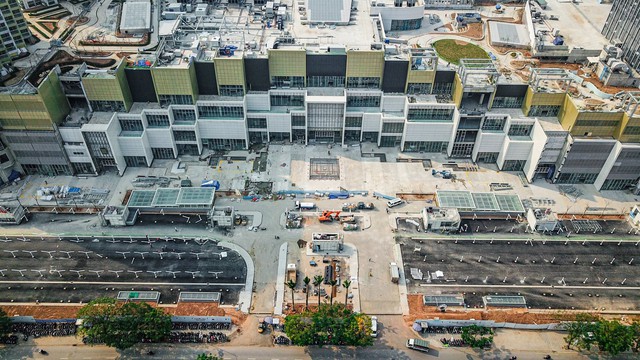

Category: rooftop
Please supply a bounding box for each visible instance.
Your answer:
[120,0,152,32]
[436,190,525,213]
[127,187,215,208]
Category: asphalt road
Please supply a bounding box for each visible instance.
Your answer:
[0,235,247,304]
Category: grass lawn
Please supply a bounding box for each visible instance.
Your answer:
[432,39,489,65]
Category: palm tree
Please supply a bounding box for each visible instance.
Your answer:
[342,279,351,305]
[329,279,338,306]
[286,279,296,310]
[303,276,311,310]
[313,275,324,308]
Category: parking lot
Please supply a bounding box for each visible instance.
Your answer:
[0,235,247,304]
[399,237,640,310]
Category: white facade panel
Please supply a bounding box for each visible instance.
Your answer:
[475,131,506,153]
[594,141,623,190]
[245,93,270,111]
[403,122,454,142]
[198,120,247,139]
[64,145,92,163]
[145,128,174,148]
[267,114,291,132]
[117,136,148,157]
[382,95,406,112]
[503,141,533,161]
[523,121,547,182]
[59,128,86,143]
[362,113,382,132]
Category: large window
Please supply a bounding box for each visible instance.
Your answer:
[198,105,244,119]
[502,159,526,171]
[492,96,524,108]
[271,94,305,107]
[124,156,147,167]
[146,114,170,127]
[574,119,619,127]
[407,83,432,94]
[345,116,362,128]
[90,100,126,112]
[403,141,448,153]
[173,130,197,142]
[219,85,244,97]
[528,105,560,117]
[477,152,499,163]
[347,95,381,108]
[152,147,174,159]
[307,76,345,87]
[407,107,454,121]
[119,118,143,132]
[159,94,192,105]
[172,108,196,122]
[381,122,404,133]
[508,124,533,137]
[623,126,640,135]
[271,76,304,88]
[482,117,506,131]
[390,18,422,31]
[346,77,380,89]
[291,115,306,127]
[248,117,267,129]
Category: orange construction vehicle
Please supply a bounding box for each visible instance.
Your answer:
[318,210,341,222]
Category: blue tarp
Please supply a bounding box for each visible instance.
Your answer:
[68,187,81,193]
[201,180,220,190]
[7,170,21,182]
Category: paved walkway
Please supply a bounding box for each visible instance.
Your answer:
[274,242,287,315]
[220,241,254,313]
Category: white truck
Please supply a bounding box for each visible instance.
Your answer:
[390,262,400,283]
[295,201,316,210]
[406,338,430,352]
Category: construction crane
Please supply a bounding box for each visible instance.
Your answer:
[318,210,341,222]
[432,169,454,179]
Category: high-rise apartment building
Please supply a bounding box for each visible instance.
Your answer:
[0,0,32,66]
[602,0,640,73]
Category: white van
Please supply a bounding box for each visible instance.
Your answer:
[371,316,378,337]
[386,198,404,208]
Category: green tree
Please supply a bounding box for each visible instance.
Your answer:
[303,276,311,310]
[594,320,633,356]
[342,279,351,306]
[0,308,11,337]
[286,279,296,309]
[563,313,600,351]
[329,279,338,306]
[631,322,640,353]
[284,304,372,346]
[77,297,172,350]
[313,275,324,308]
[196,353,221,360]
[461,325,494,349]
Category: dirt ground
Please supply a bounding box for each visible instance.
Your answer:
[0,302,247,324]
[456,23,484,40]
[404,295,640,326]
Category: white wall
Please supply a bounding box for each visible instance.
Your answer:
[267,113,292,133]
[362,113,382,132]
[523,121,547,182]
[370,6,425,29]
[381,94,406,112]
[594,141,623,190]
[245,93,270,111]
[403,122,455,142]
[198,120,247,140]
[473,131,506,161]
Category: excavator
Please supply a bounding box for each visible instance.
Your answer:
[318,210,341,222]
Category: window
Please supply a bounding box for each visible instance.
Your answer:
[219,85,244,97]
[528,105,560,117]
[508,124,533,137]
[291,115,306,127]
[345,116,362,127]
[574,120,619,127]
[601,178,637,190]
[72,162,93,174]
[146,114,170,127]
[248,117,267,129]
[502,160,526,171]
[347,95,381,108]
[346,77,380,89]
[382,122,404,133]
[159,94,192,105]
[390,18,422,31]
[482,117,506,131]
[407,107,454,121]
[119,118,143,132]
[492,96,524,108]
[89,100,126,112]
[0,153,9,164]
[623,126,640,135]
[172,108,196,122]
[403,141,448,153]
[152,147,174,159]
[124,156,147,167]
[556,172,598,184]
[407,83,432,94]
[271,94,305,107]
[72,151,84,156]
[477,152,498,163]
[271,76,304,88]
[307,76,345,87]
[198,105,244,119]
[173,130,197,142]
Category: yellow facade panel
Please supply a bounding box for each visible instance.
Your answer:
[214,57,245,87]
[268,49,306,77]
[346,50,384,78]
